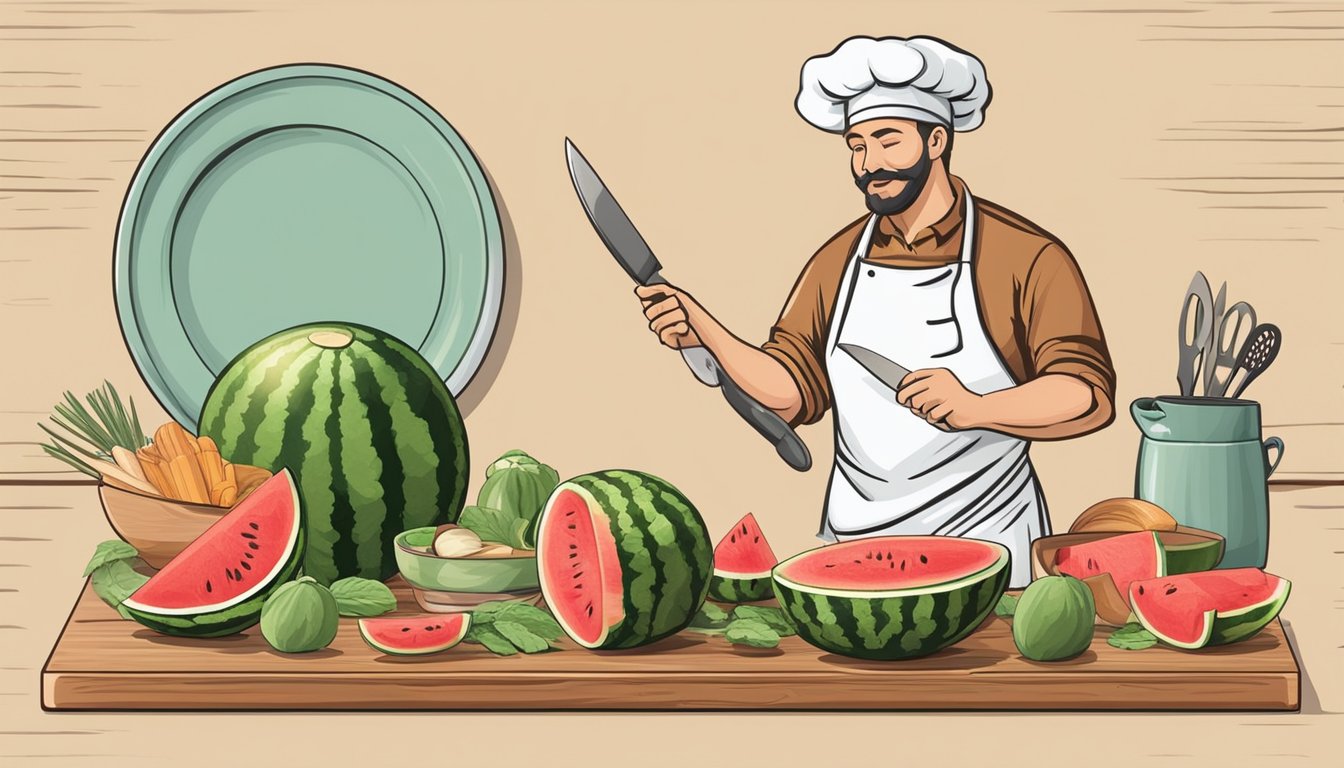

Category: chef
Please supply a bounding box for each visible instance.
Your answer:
[636,36,1115,587]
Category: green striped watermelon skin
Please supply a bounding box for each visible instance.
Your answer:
[558,471,713,650]
[772,555,1009,661]
[198,323,469,585]
[708,574,773,603]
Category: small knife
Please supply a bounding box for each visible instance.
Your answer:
[839,343,913,391]
[566,138,811,471]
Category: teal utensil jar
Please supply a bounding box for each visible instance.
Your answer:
[1132,397,1284,569]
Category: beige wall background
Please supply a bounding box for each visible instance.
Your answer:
[0,0,1341,764]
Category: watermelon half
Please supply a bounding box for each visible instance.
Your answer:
[771,536,1010,661]
[1130,568,1291,650]
[535,470,713,650]
[359,614,471,656]
[123,470,304,638]
[707,513,778,603]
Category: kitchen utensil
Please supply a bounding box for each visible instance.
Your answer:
[565,138,811,471]
[1207,300,1258,397]
[1132,396,1284,568]
[838,343,913,391]
[116,65,503,429]
[1176,272,1215,397]
[1201,281,1227,396]
[1227,323,1283,400]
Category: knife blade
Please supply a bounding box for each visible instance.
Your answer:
[565,138,811,471]
[839,343,913,391]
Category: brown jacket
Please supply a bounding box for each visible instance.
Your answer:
[761,177,1116,429]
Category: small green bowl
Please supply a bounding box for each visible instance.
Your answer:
[394,527,540,594]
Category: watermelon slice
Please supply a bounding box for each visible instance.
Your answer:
[122,470,304,638]
[771,536,1010,660]
[358,614,472,656]
[1054,530,1165,607]
[1130,568,1290,650]
[707,513,778,603]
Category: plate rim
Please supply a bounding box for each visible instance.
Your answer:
[113,62,504,428]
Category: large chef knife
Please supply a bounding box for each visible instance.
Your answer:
[839,343,913,391]
[565,138,811,471]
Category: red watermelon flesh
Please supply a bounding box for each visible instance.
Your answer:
[776,536,1003,591]
[537,488,625,648]
[1130,568,1290,649]
[359,614,471,656]
[1054,531,1165,604]
[124,470,301,615]
[714,513,777,578]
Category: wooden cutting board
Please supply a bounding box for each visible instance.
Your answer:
[42,582,1300,711]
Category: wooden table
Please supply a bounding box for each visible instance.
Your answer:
[41,581,1300,712]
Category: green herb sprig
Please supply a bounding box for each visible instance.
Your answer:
[38,381,148,477]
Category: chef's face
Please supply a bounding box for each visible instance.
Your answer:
[847,119,946,216]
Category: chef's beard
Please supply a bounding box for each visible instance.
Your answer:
[854,143,933,216]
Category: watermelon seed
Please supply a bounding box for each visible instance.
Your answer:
[205,580,212,593]
[866,552,873,559]
[1138,585,1145,596]
[568,553,577,560]
[244,552,254,559]
[249,542,259,550]
[240,560,251,571]
[567,524,576,530]
[574,571,584,579]
[741,523,748,536]
[225,569,234,581]
[241,532,257,540]
[753,536,759,544]
[401,627,410,632]
[569,544,577,550]
[1165,586,1178,595]
[249,522,259,530]
[901,560,906,570]
[876,552,883,561]
[234,568,243,581]
[425,626,434,631]
[586,605,594,617]
[824,564,835,568]
[853,559,861,564]
[919,554,928,564]
[889,561,895,568]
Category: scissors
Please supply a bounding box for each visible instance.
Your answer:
[1177,272,1215,397]
[1206,300,1257,398]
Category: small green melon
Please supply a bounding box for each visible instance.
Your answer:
[1012,575,1096,662]
[261,576,340,653]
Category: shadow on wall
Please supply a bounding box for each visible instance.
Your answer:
[454,165,520,418]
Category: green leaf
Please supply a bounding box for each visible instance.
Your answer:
[469,626,519,656]
[458,506,527,549]
[724,619,780,649]
[487,603,564,641]
[83,540,139,576]
[493,620,552,653]
[329,577,397,617]
[1107,623,1158,650]
[687,603,731,634]
[730,605,795,636]
[90,559,148,618]
[995,593,1019,618]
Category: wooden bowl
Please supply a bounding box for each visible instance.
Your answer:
[98,485,228,569]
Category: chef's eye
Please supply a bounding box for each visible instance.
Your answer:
[850,144,863,153]
[880,141,900,149]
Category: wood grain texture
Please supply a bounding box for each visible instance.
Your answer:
[40,581,1300,711]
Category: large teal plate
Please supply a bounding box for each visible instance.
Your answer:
[115,64,503,430]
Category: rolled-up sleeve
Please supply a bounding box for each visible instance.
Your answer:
[1020,242,1117,429]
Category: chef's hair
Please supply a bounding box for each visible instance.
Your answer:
[915,121,953,169]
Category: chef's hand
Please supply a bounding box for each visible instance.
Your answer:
[896,368,984,431]
[636,284,705,350]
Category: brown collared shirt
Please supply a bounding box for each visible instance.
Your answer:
[761,176,1116,429]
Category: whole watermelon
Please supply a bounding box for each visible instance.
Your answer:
[199,323,469,585]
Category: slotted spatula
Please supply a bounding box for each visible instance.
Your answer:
[1227,323,1282,400]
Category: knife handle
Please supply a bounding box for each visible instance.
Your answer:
[718,373,812,472]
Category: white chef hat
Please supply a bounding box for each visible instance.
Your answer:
[796,36,991,134]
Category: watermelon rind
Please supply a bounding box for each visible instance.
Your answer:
[199,323,470,585]
[358,614,472,656]
[122,472,306,638]
[1131,575,1291,650]
[772,540,1010,661]
[708,572,774,603]
[536,470,714,651]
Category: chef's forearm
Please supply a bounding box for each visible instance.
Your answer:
[697,323,805,421]
[971,374,1112,440]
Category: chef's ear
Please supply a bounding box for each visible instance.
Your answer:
[927,125,950,164]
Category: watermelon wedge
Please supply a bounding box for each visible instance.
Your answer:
[707,513,778,603]
[1054,530,1165,607]
[359,614,472,656]
[771,536,1009,660]
[1130,568,1290,650]
[122,470,304,638]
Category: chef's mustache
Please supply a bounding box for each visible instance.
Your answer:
[853,166,922,191]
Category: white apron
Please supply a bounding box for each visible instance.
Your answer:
[820,192,1047,587]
